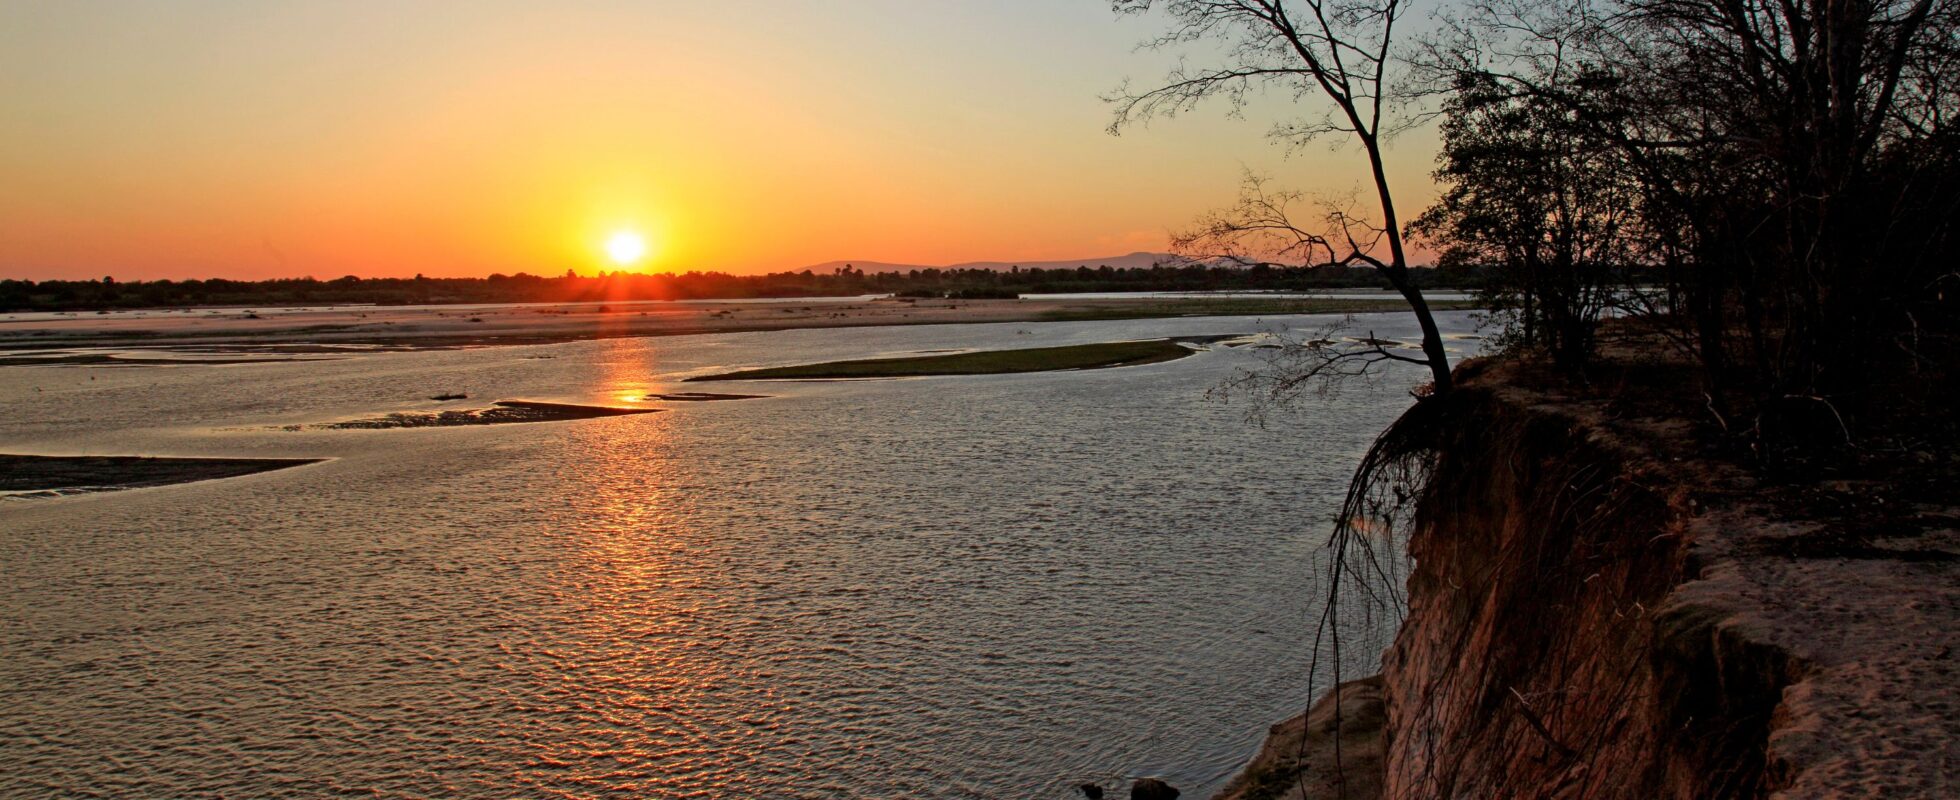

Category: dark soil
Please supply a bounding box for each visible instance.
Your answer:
[305,400,659,430]
[1,454,323,494]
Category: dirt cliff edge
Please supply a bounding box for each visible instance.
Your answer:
[1221,355,1956,798]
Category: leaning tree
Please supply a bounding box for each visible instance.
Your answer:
[1108,4,1474,794]
[1109,0,1456,397]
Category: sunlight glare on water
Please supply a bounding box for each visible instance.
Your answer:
[0,311,1478,798]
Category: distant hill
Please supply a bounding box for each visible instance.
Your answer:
[800,251,1188,274]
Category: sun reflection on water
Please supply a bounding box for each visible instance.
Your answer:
[597,331,658,407]
[519,407,742,794]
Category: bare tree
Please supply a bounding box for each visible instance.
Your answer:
[1108,7,1470,797]
[1419,0,1960,451]
[1109,0,1456,396]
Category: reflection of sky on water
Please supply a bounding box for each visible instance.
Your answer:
[1,311,1477,798]
[0,297,898,324]
[0,291,1479,326]
[1021,290,1477,301]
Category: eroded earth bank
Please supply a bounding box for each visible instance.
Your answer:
[1221,353,1957,799]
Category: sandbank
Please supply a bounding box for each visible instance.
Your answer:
[301,400,658,430]
[0,296,1473,356]
[0,454,323,497]
[688,339,1194,381]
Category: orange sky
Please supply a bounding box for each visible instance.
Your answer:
[0,2,1441,281]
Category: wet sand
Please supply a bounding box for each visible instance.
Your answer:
[0,454,323,496]
[0,353,343,367]
[643,392,769,402]
[0,297,1449,354]
[300,400,660,430]
[688,339,1196,381]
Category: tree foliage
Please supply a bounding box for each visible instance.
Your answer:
[1410,71,1640,375]
[1417,0,1960,452]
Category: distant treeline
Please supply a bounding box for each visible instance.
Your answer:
[0,262,1479,311]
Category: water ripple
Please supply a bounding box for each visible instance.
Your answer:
[0,312,1477,797]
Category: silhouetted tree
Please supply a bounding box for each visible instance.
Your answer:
[1410,71,1640,375]
[1422,0,1960,449]
[1108,0,1457,396]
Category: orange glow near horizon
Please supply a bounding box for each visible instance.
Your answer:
[0,4,1443,282]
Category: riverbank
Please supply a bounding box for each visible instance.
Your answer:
[0,296,1476,354]
[1217,335,1958,798]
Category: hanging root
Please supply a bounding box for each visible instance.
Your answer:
[1294,396,1448,799]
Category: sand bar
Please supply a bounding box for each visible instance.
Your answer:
[1,454,323,496]
[300,400,660,430]
[689,339,1194,381]
[0,297,1468,354]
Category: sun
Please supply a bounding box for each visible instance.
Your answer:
[604,230,648,267]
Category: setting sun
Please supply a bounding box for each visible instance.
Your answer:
[605,230,649,267]
[5,3,1954,798]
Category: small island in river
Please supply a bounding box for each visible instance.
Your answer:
[686,338,1195,381]
[303,400,660,430]
[0,454,324,496]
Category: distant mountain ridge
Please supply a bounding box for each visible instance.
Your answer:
[799,251,1185,274]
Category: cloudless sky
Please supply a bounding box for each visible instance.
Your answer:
[1,1,1442,280]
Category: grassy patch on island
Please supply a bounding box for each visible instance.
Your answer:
[1037,297,1480,322]
[688,339,1194,381]
[305,400,660,430]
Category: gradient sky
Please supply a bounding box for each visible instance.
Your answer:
[1,1,1442,280]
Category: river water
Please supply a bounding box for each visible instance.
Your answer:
[0,310,1478,798]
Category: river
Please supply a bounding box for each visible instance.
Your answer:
[0,309,1478,798]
